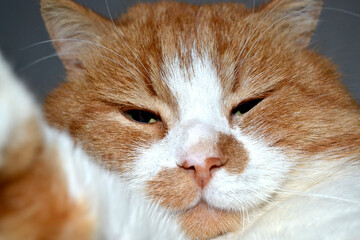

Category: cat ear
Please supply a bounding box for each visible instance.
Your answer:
[257,0,324,48]
[40,0,111,73]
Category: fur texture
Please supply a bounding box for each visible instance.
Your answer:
[0,53,184,239]
[1,0,359,239]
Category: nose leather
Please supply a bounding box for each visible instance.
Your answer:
[182,157,224,188]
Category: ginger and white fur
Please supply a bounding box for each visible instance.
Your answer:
[1,0,360,239]
[0,54,185,239]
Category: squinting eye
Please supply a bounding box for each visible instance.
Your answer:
[231,98,264,116]
[124,109,160,124]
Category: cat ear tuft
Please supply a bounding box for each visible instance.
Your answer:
[258,0,324,48]
[40,0,110,73]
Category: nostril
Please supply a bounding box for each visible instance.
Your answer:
[184,165,195,171]
[181,160,195,170]
[206,157,224,172]
[181,158,224,172]
[209,163,222,172]
[180,157,225,188]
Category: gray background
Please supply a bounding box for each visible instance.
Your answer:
[0,0,359,103]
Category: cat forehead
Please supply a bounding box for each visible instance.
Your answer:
[75,0,327,113]
[120,2,248,26]
[163,50,226,124]
[97,4,282,95]
[100,2,252,64]
[44,0,327,102]
[89,35,281,120]
[115,3,251,54]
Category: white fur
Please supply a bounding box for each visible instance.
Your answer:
[130,48,360,240]
[163,51,226,127]
[240,164,360,240]
[46,129,185,239]
[0,55,41,165]
[130,50,292,217]
[129,51,230,187]
[205,132,290,211]
[0,52,186,240]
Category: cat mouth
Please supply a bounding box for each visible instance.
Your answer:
[177,200,243,239]
[182,196,221,213]
[192,199,211,209]
[179,200,231,221]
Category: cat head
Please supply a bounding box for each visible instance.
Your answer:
[42,0,360,238]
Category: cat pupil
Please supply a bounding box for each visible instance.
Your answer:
[232,98,264,116]
[125,109,158,124]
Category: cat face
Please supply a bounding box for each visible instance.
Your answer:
[42,0,360,238]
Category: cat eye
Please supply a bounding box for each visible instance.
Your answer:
[231,98,264,116]
[124,109,160,124]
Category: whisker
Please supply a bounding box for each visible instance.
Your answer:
[239,5,360,70]
[276,189,360,205]
[20,52,145,84]
[238,0,256,65]
[104,0,150,76]
[239,5,314,70]
[322,6,360,19]
[241,208,245,236]
[235,0,285,63]
[22,38,148,80]
[245,208,250,229]
[23,38,116,55]
[19,52,61,72]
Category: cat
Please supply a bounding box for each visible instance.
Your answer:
[1,0,360,239]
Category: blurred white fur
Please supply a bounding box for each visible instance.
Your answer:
[241,166,360,240]
[0,52,186,240]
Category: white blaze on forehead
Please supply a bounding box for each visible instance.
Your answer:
[163,51,227,128]
[162,51,231,167]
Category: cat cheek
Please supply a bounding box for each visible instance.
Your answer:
[146,168,200,210]
[218,133,249,175]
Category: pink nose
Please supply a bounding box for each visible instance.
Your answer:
[182,157,224,188]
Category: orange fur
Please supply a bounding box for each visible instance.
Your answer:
[179,203,243,240]
[147,168,199,210]
[0,120,94,240]
[218,133,249,175]
[38,0,360,239]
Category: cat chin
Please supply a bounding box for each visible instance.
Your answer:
[177,201,243,239]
